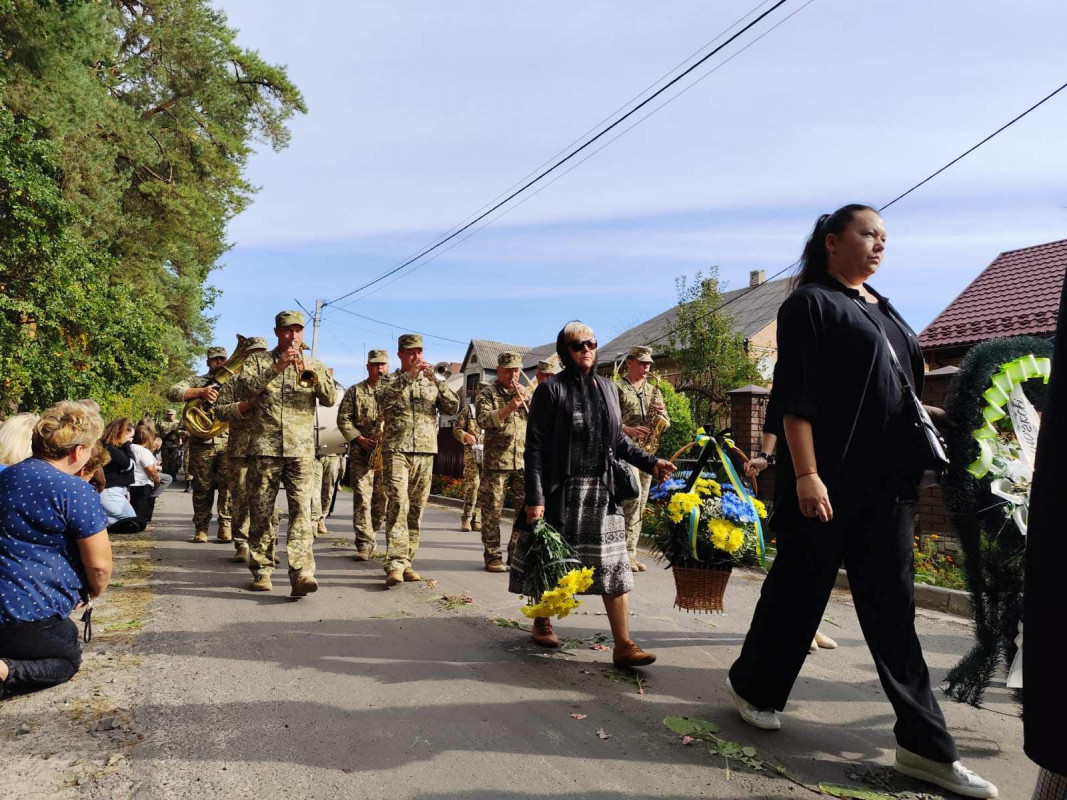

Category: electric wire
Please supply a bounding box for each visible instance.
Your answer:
[323,0,791,308]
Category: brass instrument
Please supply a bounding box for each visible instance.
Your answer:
[182,334,254,440]
[433,361,453,381]
[296,342,316,389]
[512,370,538,413]
[637,377,669,455]
[369,411,385,471]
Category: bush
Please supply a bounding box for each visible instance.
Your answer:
[655,379,695,461]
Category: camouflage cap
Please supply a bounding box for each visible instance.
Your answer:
[497,351,522,368]
[275,309,305,328]
[245,336,269,350]
[165,408,176,416]
[367,349,389,364]
[207,346,228,360]
[398,333,423,350]
[537,354,561,374]
[628,345,654,363]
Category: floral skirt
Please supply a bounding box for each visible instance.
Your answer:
[510,475,633,596]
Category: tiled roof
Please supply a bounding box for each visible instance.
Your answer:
[919,238,1067,350]
[598,277,792,360]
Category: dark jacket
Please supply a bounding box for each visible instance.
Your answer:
[772,272,925,514]
[103,443,136,489]
[1023,271,1067,774]
[524,330,657,516]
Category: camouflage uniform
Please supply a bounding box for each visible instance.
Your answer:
[452,402,481,528]
[379,352,460,575]
[166,374,230,536]
[311,453,343,531]
[615,368,669,561]
[337,375,390,555]
[475,375,527,565]
[216,345,337,584]
[158,416,184,477]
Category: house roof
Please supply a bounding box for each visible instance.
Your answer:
[919,238,1067,350]
[598,277,792,360]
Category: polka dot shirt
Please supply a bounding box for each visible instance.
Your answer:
[0,458,109,624]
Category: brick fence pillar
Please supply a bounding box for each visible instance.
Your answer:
[728,385,774,501]
[917,366,960,543]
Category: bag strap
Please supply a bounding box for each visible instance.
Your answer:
[852,297,918,400]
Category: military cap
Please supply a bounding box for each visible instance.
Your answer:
[537,354,561,374]
[207,346,228,360]
[275,309,305,328]
[367,349,389,364]
[165,409,176,416]
[628,345,654,363]
[398,333,423,350]
[245,336,269,350]
[497,351,522,368]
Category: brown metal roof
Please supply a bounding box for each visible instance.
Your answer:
[918,238,1067,350]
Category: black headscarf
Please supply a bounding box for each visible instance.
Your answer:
[556,323,603,437]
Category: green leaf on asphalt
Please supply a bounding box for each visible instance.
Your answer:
[818,784,898,799]
[663,716,719,736]
[371,609,412,619]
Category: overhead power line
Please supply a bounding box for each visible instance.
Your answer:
[337,0,816,308]
[642,77,1067,348]
[327,305,468,346]
[323,0,792,308]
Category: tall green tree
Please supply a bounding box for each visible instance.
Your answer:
[0,0,305,413]
[666,268,765,428]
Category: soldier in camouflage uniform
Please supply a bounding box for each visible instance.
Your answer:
[378,334,459,586]
[158,409,184,478]
[337,349,391,559]
[167,346,233,543]
[452,387,482,532]
[535,353,562,384]
[615,345,670,572]
[216,311,337,597]
[475,351,528,572]
[312,453,344,536]
[214,337,276,564]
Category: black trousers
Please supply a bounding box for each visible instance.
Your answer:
[0,616,82,695]
[728,487,958,764]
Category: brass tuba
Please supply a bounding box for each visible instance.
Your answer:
[182,334,254,440]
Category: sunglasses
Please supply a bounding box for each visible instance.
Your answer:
[567,339,598,352]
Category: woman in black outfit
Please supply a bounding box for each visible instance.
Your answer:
[727,205,996,798]
[99,418,147,534]
[513,321,675,666]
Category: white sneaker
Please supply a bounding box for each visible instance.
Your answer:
[894,747,998,798]
[726,677,781,731]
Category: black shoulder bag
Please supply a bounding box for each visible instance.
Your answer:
[855,299,949,488]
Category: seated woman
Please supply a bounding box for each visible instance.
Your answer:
[0,402,113,696]
[512,321,675,666]
[0,412,40,471]
[99,418,147,534]
[128,425,171,522]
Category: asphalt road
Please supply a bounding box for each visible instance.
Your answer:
[124,486,1033,799]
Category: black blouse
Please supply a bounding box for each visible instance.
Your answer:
[771,272,925,500]
[104,443,136,489]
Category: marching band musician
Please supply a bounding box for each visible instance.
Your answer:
[337,349,392,560]
[166,345,233,544]
[475,351,529,573]
[378,334,460,587]
[215,310,336,597]
[615,345,670,572]
[214,336,273,565]
[452,385,482,533]
[536,354,562,384]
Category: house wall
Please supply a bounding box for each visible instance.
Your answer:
[747,320,778,379]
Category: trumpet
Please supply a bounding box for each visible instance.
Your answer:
[414,359,452,382]
[295,342,316,389]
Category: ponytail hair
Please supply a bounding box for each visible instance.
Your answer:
[793,204,877,289]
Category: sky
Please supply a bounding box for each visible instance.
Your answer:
[207,0,1067,388]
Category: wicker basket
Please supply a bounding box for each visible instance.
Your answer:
[671,564,733,613]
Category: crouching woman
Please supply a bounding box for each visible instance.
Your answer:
[0,402,113,696]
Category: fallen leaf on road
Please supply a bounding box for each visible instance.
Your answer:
[489,617,526,630]
[596,728,612,740]
[570,714,587,720]
[818,784,898,800]
[426,579,437,589]
[681,735,694,745]
[589,643,609,651]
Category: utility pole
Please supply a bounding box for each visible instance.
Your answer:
[310,298,323,359]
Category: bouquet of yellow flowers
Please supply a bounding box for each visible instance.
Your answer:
[517,520,594,620]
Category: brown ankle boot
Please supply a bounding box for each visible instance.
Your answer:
[613,640,656,667]
[531,617,560,648]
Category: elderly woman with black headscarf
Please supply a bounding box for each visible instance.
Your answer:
[511,321,675,666]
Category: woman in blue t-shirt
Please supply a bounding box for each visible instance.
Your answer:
[0,402,113,696]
